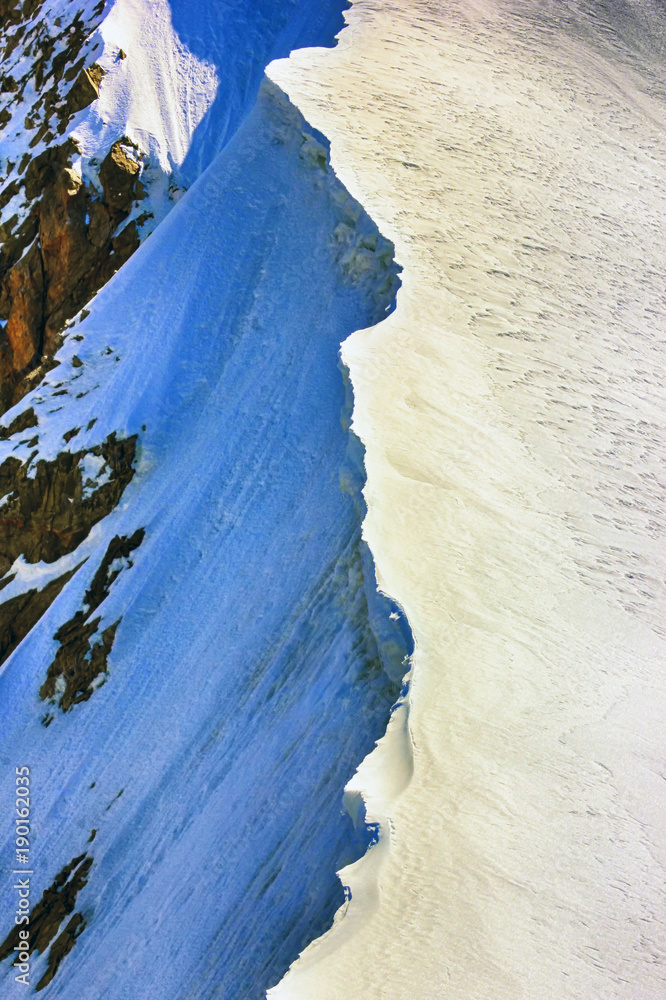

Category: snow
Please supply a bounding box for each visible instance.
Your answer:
[0,0,663,996]
[76,0,352,193]
[266,0,666,997]
[0,58,408,1000]
[79,453,111,497]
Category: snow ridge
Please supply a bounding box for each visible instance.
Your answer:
[0,4,414,994]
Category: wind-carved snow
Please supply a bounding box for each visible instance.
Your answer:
[0,69,411,999]
[269,0,666,997]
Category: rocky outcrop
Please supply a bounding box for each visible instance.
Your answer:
[0,142,146,410]
[36,912,87,992]
[0,852,92,991]
[0,0,148,693]
[0,0,42,31]
[0,404,36,439]
[0,432,138,577]
[0,0,151,411]
[37,150,142,346]
[64,62,105,117]
[40,529,144,711]
[99,139,143,213]
[3,240,44,372]
[0,421,142,700]
[0,2,105,138]
[0,564,82,667]
[41,616,118,712]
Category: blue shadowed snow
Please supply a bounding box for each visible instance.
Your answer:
[169,0,351,184]
[0,78,407,999]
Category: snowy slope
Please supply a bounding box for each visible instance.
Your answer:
[268,1,666,997]
[0,2,413,998]
[1,0,664,997]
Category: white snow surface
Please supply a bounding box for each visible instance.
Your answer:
[0,0,663,997]
[93,0,219,175]
[268,1,666,998]
[0,1,412,995]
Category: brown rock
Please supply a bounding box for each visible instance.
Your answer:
[23,138,80,201]
[40,529,144,710]
[0,131,145,408]
[0,563,82,667]
[0,853,92,964]
[0,405,37,439]
[86,197,114,249]
[36,912,87,991]
[99,139,141,213]
[5,240,44,371]
[0,432,138,576]
[0,209,38,283]
[64,63,105,116]
[0,0,22,30]
[39,166,92,320]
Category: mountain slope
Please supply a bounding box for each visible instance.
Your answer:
[0,4,412,998]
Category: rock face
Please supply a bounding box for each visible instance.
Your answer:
[36,912,87,992]
[0,851,92,992]
[0,564,81,667]
[0,144,145,410]
[0,0,149,412]
[3,239,44,371]
[0,0,42,31]
[0,405,36,438]
[64,62,105,117]
[0,431,139,694]
[0,432,138,577]
[99,139,143,213]
[40,529,145,712]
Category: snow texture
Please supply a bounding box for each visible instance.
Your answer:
[0,2,411,998]
[268,1,666,997]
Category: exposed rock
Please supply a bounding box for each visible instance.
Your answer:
[0,0,146,411]
[0,853,92,963]
[6,353,59,412]
[84,528,145,610]
[0,143,145,409]
[0,0,30,31]
[99,139,141,213]
[41,616,118,711]
[0,210,39,287]
[4,238,44,371]
[38,165,92,350]
[0,563,82,667]
[0,404,37,439]
[40,528,144,711]
[24,138,80,201]
[0,177,20,211]
[0,432,138,577]
[36,912,86,991]
[64,63,105,116]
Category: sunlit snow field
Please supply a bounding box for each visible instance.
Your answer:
[269,1,666,997]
